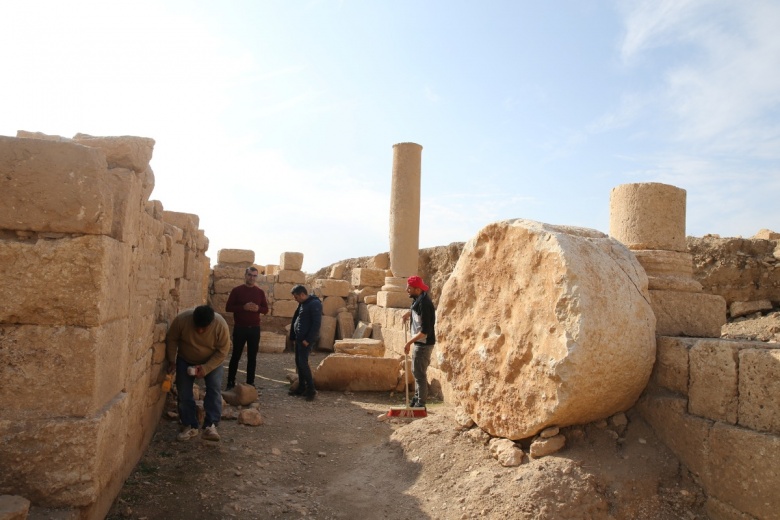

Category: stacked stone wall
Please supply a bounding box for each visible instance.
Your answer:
[0,132,209,519]
[639,337,780,519]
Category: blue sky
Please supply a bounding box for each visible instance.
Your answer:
[2,1,778,271]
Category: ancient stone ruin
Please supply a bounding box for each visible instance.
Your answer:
[1,133,778,520]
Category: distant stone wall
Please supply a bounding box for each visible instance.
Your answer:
[0,132,210,519]
[639,336,780,519]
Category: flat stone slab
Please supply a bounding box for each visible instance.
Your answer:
[313,354,399,391]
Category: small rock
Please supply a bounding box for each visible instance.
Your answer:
[238,408,263,426]
[529,434,566,458]
[540,426,559,438]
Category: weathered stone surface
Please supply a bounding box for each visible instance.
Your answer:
[0,494,30,520]
[651,336,693,396]
[704,496,755,520]
[0,393,129,507]
[609,182,687,252]
[0,320,129,419]
[729,299,773,319]
[352,321,373,339]
[649,290,726,338]
[689,340,740,423]
[314,279,351,297]
[72,134,154,173]
[753,228,780,240]
[377,290,410,309]
[636,394,711,479]
[213,265,246,280]
[364,295,377,305]
[355,287,379,302]
[333,339,385,357]
[238,408,263,426]
[260,332,287,354]
[439,219,656,439]
[738,347,780,434]
[488,438,525,467]
[336,311,355,340]
[351,268,386,288]
[322,296,346,317]
[529,434,566,458]
[279,252,303,271]
[0,235,129,327]
[214,278,244,294]
[277,269,306,284]
[272,299,298,318]
[0,136,115,235]
[222,384,257,406]
[318,315,337,351]
[329,264,345,279]
[369,252,390,270]
[705,422,780,520]
[313,354,400,391]
[218,249,254,265]
[273,282,296,300]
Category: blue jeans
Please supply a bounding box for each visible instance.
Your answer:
[176,357,223,429]
[228,325,260,386]
[294,340,315,396]
[412,344,434,405]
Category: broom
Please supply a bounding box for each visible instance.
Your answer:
[387,324,427,418]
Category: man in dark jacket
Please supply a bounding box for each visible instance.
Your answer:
[403,276,436,408]
[289,284,322,401]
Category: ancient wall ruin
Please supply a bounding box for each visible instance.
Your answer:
[0,132,210,519]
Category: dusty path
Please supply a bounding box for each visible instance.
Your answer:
[108,350,710,520]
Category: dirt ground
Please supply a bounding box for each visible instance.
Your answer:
[106,311,777,520]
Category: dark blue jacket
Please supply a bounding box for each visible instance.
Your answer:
[290,295,323,345]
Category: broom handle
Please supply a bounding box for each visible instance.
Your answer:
[404,325,409,408]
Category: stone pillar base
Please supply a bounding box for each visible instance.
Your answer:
[649,290,726,338]
[381,276,408,292]
[377,290,411,309]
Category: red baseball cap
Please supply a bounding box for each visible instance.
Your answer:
[407,276,429,292]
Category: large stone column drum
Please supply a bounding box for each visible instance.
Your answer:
[378,142,422,308]
[438,219,657,439]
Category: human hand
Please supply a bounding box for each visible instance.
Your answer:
[167,363,176,375]
[244,302,258,311]
[195,365,206,378]
[404,343,411,354]
[402,311,411,322]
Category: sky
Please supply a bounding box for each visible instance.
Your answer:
[2,0,779,272]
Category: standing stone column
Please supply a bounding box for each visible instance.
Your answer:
[609,182,725,337]
[378,142,423,308]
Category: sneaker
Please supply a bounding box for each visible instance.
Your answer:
[409,398,419,408]
[177,426,199,442]
[202,424,220,442]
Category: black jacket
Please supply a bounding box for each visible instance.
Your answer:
[411,291,436,346]
[290,295,323,345]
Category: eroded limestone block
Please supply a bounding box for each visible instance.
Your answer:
[649,290,726,338]
[279,252,303,271]
[72,134,154,173]
[729,299,773,319]
[738,347,780,434]
[318,315,337,351]
[529,434,566,458]
[352,321,373,339]
[238,408,263,426]
[438,219,656,440]
[314,279,350,297]
[222,384,257,406]
[377,290,410,309]
[0,235,129,327]
[0,136,114,235]
[260,332,287,354]
[218,249,254,265]
[313,354,399,391]
[322,296,346,317]
[272,300,298,318]
[706,422,780,520]
[273,282,296,300]
[609,182,687,252]
[336,311,355,340]
[329,264,345,279]
[277,269,306,284]
[334,338,384,357]
[351,268,386,288]
[652,336,693,396]
[0,494,30,519]
[689,340,740,423]
[488,438,525,467]
[213,278,243,294]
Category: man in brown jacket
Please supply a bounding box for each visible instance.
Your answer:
[166,305,230,441]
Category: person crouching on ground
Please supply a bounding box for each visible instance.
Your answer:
[403,276,436,409]
[166,305,230,442]
[288,284,322,401]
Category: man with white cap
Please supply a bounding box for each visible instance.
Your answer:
[403,275,436,408]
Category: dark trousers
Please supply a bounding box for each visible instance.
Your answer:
[227,325,260,386]
[176,357,222,428]
[294,340,315,396]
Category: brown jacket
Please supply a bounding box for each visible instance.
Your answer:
[165,308,230,375]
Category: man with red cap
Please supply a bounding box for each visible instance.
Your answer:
[403,275,436,408]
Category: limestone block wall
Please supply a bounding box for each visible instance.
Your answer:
[0,132,209,519]
[638,337,780,519]
[209,250,305,350]
[688,234,780,311]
